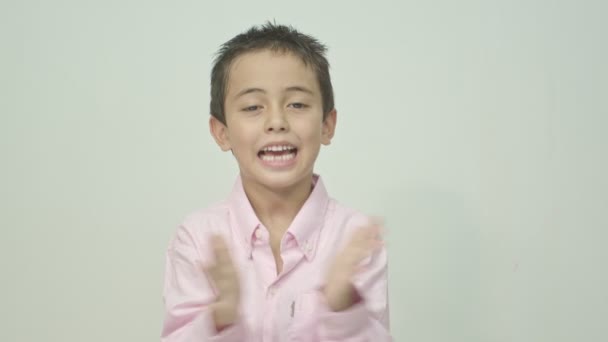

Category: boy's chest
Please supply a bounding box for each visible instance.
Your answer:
[238,243,329,341]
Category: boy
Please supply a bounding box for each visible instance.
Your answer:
[161,22,391,341]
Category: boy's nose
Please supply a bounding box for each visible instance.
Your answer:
[264,108,289,132]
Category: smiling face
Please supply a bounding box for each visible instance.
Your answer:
[210,49,337,192]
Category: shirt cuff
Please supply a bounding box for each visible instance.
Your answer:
[317,290,369,339]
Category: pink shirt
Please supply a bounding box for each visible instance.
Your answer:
[161,175,391,341]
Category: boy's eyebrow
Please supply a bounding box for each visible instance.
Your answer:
[285,86,314,95]
[234,86,314,99]
[234,88,266,99]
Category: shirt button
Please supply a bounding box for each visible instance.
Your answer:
[268,287,276,297]
[255,228,263,239]
[305,241,313,252]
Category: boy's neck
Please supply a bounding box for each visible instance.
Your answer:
[242,174,313,237]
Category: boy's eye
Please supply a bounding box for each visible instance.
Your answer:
[289,103,307,109]
[243,105,261,112]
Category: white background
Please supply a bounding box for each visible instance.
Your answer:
[1,0,607,341]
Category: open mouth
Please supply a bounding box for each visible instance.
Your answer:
[257,145,298,163]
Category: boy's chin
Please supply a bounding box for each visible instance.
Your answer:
[245,170,312,191]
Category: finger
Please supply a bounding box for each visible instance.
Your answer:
[351,229,384,260]
[350,225,373,244]
[210,234,232,266]
[199,261,221,295]
[201,261,221,282]
[342,244,373,268]
[364,226,385,248]
[351,225,382,249]
[337,224,383,268]
[362,232,384,253]
[368,238,384,252]
[368,216,385,228]
[367,223,384,238]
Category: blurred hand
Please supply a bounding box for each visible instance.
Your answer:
[323,221,384,311]
[201,234,241,330]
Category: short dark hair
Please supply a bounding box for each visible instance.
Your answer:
[210,22,335,125]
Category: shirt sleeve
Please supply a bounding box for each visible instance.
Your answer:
[315,244,392,342]
[161,224,249,342]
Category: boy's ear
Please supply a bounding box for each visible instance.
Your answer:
[321,108,337,145]
[209,116,232,151]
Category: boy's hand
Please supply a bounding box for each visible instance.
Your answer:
[201,234,241,331]
[323,222,384,312]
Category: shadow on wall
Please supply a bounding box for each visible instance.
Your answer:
[383,185,483,341]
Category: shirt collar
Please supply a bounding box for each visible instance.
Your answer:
[227,174,329,260]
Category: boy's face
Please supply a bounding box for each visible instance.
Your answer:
[210,49,336,191]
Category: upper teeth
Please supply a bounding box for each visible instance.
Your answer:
[263,145,295,152]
